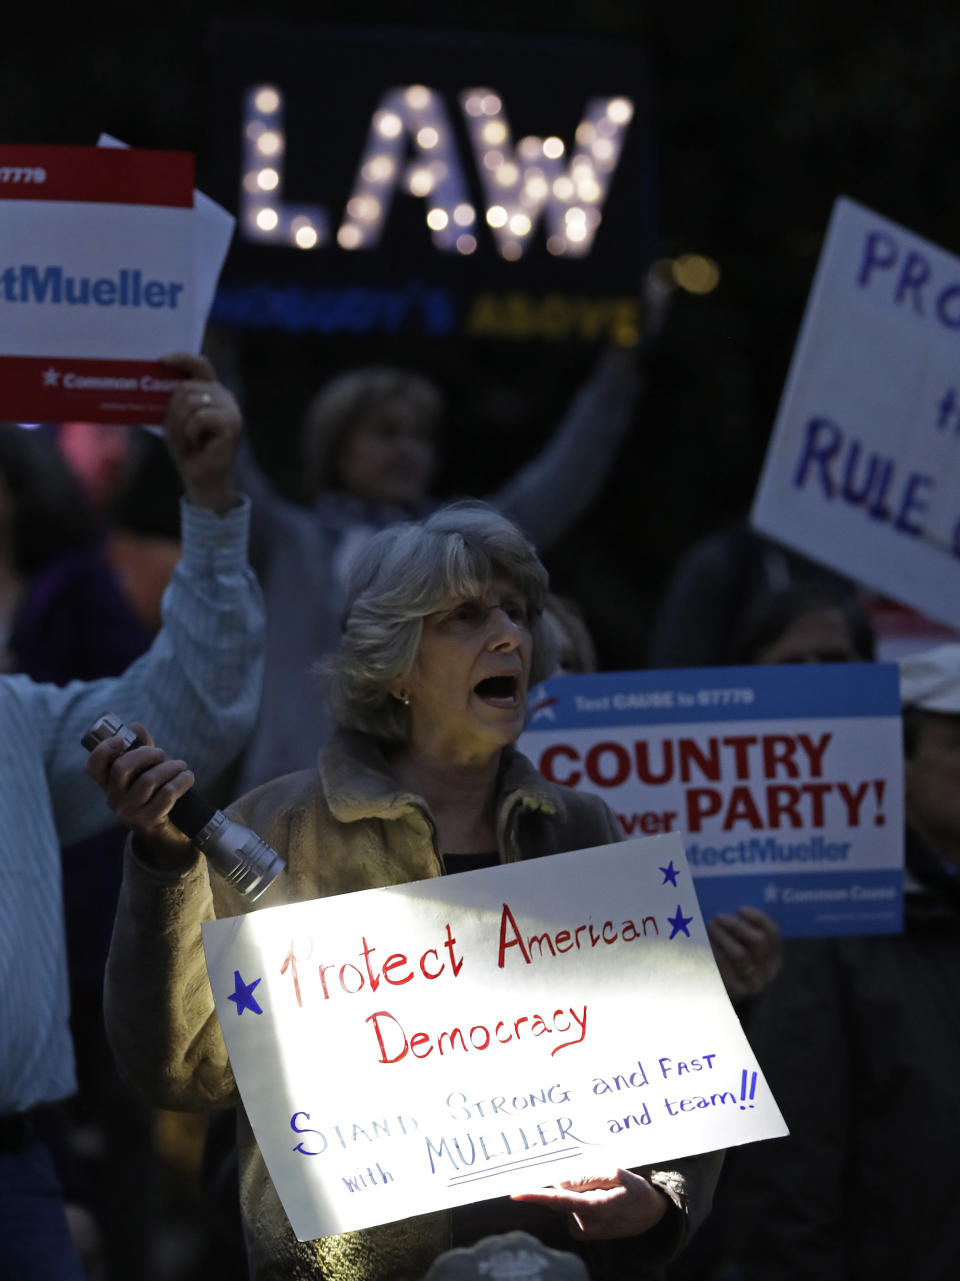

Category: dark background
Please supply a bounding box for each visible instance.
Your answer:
[7,2,959,668]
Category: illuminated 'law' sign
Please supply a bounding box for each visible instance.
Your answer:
[207,21,654,339]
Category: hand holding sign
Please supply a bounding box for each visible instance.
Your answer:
[511,1166,671,1241]
[160,353,241,515]
[706,907,782,1003]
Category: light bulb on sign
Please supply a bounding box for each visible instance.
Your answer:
[376,112,403,139]
[606,97,634,124]
[483,120,508,145]
[254,87,280,114]
[337,224,363,250]
[405,84,432,109]
[408,169,436,197]
[258,132,282,157]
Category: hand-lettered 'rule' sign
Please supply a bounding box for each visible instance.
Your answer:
[0,144,195,424]
[752,196,960,628]
[202,835,787,1240]
[518,663,903,936]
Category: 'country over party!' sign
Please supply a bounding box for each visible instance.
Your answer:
[0,144,196,423]
[202,835,787,1240]
[518,663,904,936]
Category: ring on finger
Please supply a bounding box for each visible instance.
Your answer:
[199,391,212,406]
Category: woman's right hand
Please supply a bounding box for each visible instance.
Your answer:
[85,721,197,870]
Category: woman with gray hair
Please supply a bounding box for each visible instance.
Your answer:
[234,344,644,794]
[88,500,720,1281]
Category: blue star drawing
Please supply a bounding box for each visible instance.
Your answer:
[667,905,694,939]
[659,860,680,887]
[228,969,263,1016]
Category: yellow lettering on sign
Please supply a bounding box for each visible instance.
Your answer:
[465,293,637,342]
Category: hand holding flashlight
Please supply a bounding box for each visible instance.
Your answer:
[83,713,284,900]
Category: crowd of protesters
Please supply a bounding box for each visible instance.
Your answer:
[2,319,958,1281]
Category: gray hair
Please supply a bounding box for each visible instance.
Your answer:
[302,366,444,495]
[324,500,553,741]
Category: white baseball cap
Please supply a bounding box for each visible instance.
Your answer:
[898,643,960,713]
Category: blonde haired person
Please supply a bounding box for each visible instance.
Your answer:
[89,501,720,1281]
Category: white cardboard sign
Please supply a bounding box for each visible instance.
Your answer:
[752,196,960,628]
[202,834,787,1240]
[0,144,195,424]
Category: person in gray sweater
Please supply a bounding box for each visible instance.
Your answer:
[235,346,643,792]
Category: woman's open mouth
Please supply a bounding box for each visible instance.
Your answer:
[473,674,522,707]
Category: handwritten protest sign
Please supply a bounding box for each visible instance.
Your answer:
[202,834,786,1240]
[752,196,960,628]
[0,144,195,424]
[518,663,903,936]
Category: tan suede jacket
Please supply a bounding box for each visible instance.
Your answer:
[104,731,721,1281]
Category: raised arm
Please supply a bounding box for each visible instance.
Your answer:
[86,721,237,1108]
[234,434,309,574]
[487,344,641,552]
[42,354,265,846]
[488,273,669,551]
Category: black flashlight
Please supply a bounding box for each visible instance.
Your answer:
[82,712,285,901]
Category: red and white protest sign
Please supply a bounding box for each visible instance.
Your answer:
[0,144,195,424]
[203,836,787,1238]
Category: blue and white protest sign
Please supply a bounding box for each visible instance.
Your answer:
[752,196,960,628]
[0,144,196,424]
[202,835,786,1239]
[518,664,903,936]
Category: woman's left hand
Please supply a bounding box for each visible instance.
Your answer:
[510,1167,670,1240]
[707,905,782,1003]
